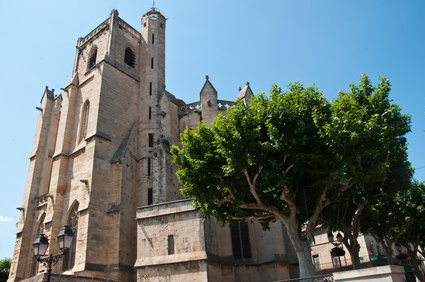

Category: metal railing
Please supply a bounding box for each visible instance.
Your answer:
[276,274,334,282]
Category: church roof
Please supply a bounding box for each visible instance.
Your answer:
[164,90,185,106]
[237,82,253,101]
[200,75,217,96]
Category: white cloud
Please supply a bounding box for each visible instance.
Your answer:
[0,215,14,222]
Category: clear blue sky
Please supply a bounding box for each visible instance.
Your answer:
[0,0,424,260]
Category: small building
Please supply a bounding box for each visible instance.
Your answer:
[311,229,392,274]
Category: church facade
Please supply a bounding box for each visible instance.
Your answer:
[9,7,297,282]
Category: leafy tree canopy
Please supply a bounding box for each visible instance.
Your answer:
[0,257,11,282]
[172,82,337,229]
[171,75,411,277]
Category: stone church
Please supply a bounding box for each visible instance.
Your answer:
[8,6,298,282]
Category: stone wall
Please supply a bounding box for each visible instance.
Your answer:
[19,272,120,282]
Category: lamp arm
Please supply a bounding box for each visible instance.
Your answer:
[37,253,64,268]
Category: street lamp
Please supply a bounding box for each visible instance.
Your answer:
[33,225,74,282]
[395,243,409,264]
[328,231,345,271]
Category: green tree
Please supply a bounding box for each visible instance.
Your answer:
[322,74,411,269]
[0,258,11,282]
[172,75,411,277]
[395,180,425,282]
[323,151,412,269]
[361,162,417,266]
[173,82,340,277]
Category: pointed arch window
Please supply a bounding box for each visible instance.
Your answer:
[31,213,46,276]
[79,101,90,142]
[124,47,136,68]
[63,202,79,271]
[87,47,97,69]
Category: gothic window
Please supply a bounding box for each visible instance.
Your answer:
[124,47,135,68]
[168,235,174,255]
[230,222,251,259]
[79,101,90,142]
[63,202,79,271]
[149,82,152,96]
[148,188,153,205]
[31,213,46,276]
[148,134,154,147]
[87,47,97,69]
[152,33,155,44]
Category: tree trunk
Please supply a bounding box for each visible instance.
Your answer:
[285,222,315,278]
[344,240,361,269]
[346,202,365,270]
[406,247,424,282]
[296,247,315,278]
[385,242,394,265]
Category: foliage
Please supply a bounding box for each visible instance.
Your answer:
[361,157,416,266]
[0,257,11,282]
[171,75,411,277]
[172,82,336,277]
[321,74,411,269]
[390,180,425,281]
[324,74,411,192]
[173,82,338,226]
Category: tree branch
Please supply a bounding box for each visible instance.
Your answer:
[214,195,234,206]
[279,185,297,221]
[233,214,276,223]
[306,188,330,236]
[243,167,264,206]
[339,177,352,192]
[283,162,295,177]
[352,200,367,241]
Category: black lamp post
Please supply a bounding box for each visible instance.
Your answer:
[328,231,345,271]
[33,225,74,282]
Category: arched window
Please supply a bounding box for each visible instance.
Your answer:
[87,47,97,69]
[124,47,135,68]
[31,213,46,276]
[63,202,79,271]
[79,101,90,142]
